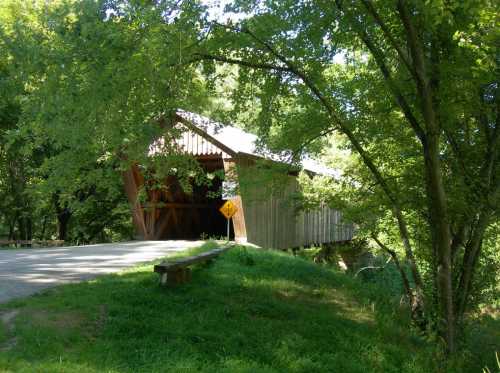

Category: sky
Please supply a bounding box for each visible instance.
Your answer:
[204,0,251,23]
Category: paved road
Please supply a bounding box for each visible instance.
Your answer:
[0,240,202,304]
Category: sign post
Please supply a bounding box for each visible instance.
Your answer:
[219,200,238,241]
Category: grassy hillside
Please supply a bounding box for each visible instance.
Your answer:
[0,243,497,372]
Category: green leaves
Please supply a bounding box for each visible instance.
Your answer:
[197,1,500,340]
[0,0,213,242]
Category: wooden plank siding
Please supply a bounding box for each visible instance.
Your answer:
[239,188,353,249]
[237,164,353,249]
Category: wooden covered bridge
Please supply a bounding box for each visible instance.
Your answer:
[122,111,354,249]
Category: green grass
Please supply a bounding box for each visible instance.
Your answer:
[0,242,497,372]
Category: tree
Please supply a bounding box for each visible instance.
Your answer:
[192,0,499,353]
[0,0,163,243]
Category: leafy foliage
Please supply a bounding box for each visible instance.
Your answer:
[0,0,212,243]
[0,0,497,356]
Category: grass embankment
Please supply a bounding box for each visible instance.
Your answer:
[0,242,497,372]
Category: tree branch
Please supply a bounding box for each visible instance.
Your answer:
[359,0,417,81]
[371,233,412,299]
[293,127,337,155]
[193,53,293,73]
[396,0,436,134]
[335,0,426,144]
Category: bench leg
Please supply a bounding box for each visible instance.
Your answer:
[184,267,192,282]
[162,268,192,287]
[160,272,168,286]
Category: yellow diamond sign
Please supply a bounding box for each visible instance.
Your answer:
[219,200,238,219]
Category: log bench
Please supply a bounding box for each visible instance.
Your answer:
[154,247,227,287]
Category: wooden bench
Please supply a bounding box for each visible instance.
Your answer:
[154,248,227,287]
[0,240,65,248]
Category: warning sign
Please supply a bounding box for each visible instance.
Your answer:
[219,200,238,219]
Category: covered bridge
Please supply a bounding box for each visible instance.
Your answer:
[122,111,354,249]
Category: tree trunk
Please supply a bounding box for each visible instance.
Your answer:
[8,217,16,240]
[455,211,491,323]
[53,193,71,241]
[396,0,456,351]
[423,136,455,353]
[40,215,48,240]
[17,216,33,246]
[57,209,71,241]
